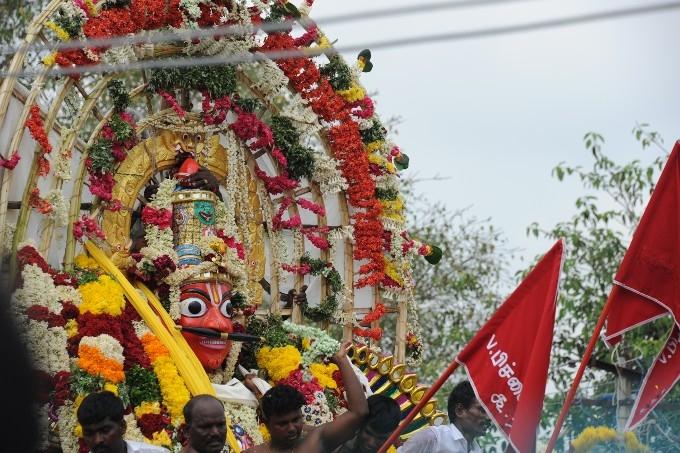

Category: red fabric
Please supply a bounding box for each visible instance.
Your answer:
[604,142,680,344]
[456,240,563,453]
[626,325,680,429]
[602,141,680,429]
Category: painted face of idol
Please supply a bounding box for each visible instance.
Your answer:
[179,280,234,370]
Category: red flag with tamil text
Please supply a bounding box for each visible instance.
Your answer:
[603,141,680,429]
[456,240,563,453]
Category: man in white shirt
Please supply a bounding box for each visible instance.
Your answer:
[398,381,490,453]
[78,391,168,453]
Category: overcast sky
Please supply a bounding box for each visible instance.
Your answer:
[311,0,680,272]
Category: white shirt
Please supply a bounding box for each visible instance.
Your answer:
[122,440,168,452]
[397,424,482,453]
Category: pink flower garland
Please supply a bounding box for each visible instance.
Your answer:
[0,151,20,169]
[159,91,186,119]
[73,215,106,241]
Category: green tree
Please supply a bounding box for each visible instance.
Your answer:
[528,125,680,452]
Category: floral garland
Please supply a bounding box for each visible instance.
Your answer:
[282,253,343,323]
[86,80,136,202]
[261,33,386,288]
[571,426,647,453]
[282,321,340,366]
[25,104,53,177]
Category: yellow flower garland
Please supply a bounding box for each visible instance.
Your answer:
[256,345,302,382]
[78,275,126,316]
[44,21,70,41]
[140,333,191,424]
[571,426,647,453]
[309,363,339,389]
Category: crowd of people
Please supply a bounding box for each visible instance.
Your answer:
[75,355,491,453]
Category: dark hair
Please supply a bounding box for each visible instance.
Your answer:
[261,385,306,420]
[0,288,39,452]
[183,394,224,426]
[447,381,476,422]
[366,394,400,434]
[77,391,124,426]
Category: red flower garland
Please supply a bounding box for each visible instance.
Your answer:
[26,105,53,176]
[261,34,385,287]
[73,215,106,241]
[359,303,386,326]
[141,206,172,229]
[29,188,53,214]
[353,326,382,341]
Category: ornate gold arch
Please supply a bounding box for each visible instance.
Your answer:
[101,128,265,303]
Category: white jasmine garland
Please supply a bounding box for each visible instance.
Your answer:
[179,0,203,19]
[57,402,79,453]
[14,264,63,313]
[2,222,15,254]
[102,45,137,67]
[224,402,263,444]
[47,327,70,374]
[133,320,152,339]
[222,341,242,382]
[44,189,69,226]
[124,413,146,443]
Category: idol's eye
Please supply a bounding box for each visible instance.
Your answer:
[219,300,233,318]
[180,298,208,317]
[182,133,189,142]
[195,134,203,142]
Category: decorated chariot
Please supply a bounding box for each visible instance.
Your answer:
[1,1,446,451]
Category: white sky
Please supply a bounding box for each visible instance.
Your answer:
[311,0,680,271]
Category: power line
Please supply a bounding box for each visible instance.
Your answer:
[2,1,680,80]
[0,0,533,56]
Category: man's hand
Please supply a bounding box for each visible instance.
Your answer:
[183,168,221,193]
[283,285,308,308]
[332,340,351,365]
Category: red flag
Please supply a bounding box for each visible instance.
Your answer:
[627,325,680,429]
[456,240,563,453]
[603,141,680,428]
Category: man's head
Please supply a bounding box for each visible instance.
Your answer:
[183,395,227,453]
[76,391,127,453]
[260,385,306,448]
[447,381,490,440]
[354,394,401,453]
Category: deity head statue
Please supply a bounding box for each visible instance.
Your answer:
[179,273,235,370]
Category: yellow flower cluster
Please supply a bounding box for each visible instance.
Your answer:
[338,83,366,103]
[368,154,396,175]
[624,431,648,452]
[134,401,161,418]
[301,337,311,350]
[309,363,339,389]
[104,383,119,395]
[384,260,405,286]
[78,275,126,316]
[65,319,78,338]
[572,426,647,452]
[44,21,70,41]
[42,52,57,67]
[140,333,191,424]
[151,430,172,448]
[75,254,100,270]
[256,345,302,382]
[380,197,406,223]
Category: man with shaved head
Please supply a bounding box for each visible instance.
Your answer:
[182,395,228,453]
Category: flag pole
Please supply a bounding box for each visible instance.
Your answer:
[544,296,615,453]
[377,359,460,453]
